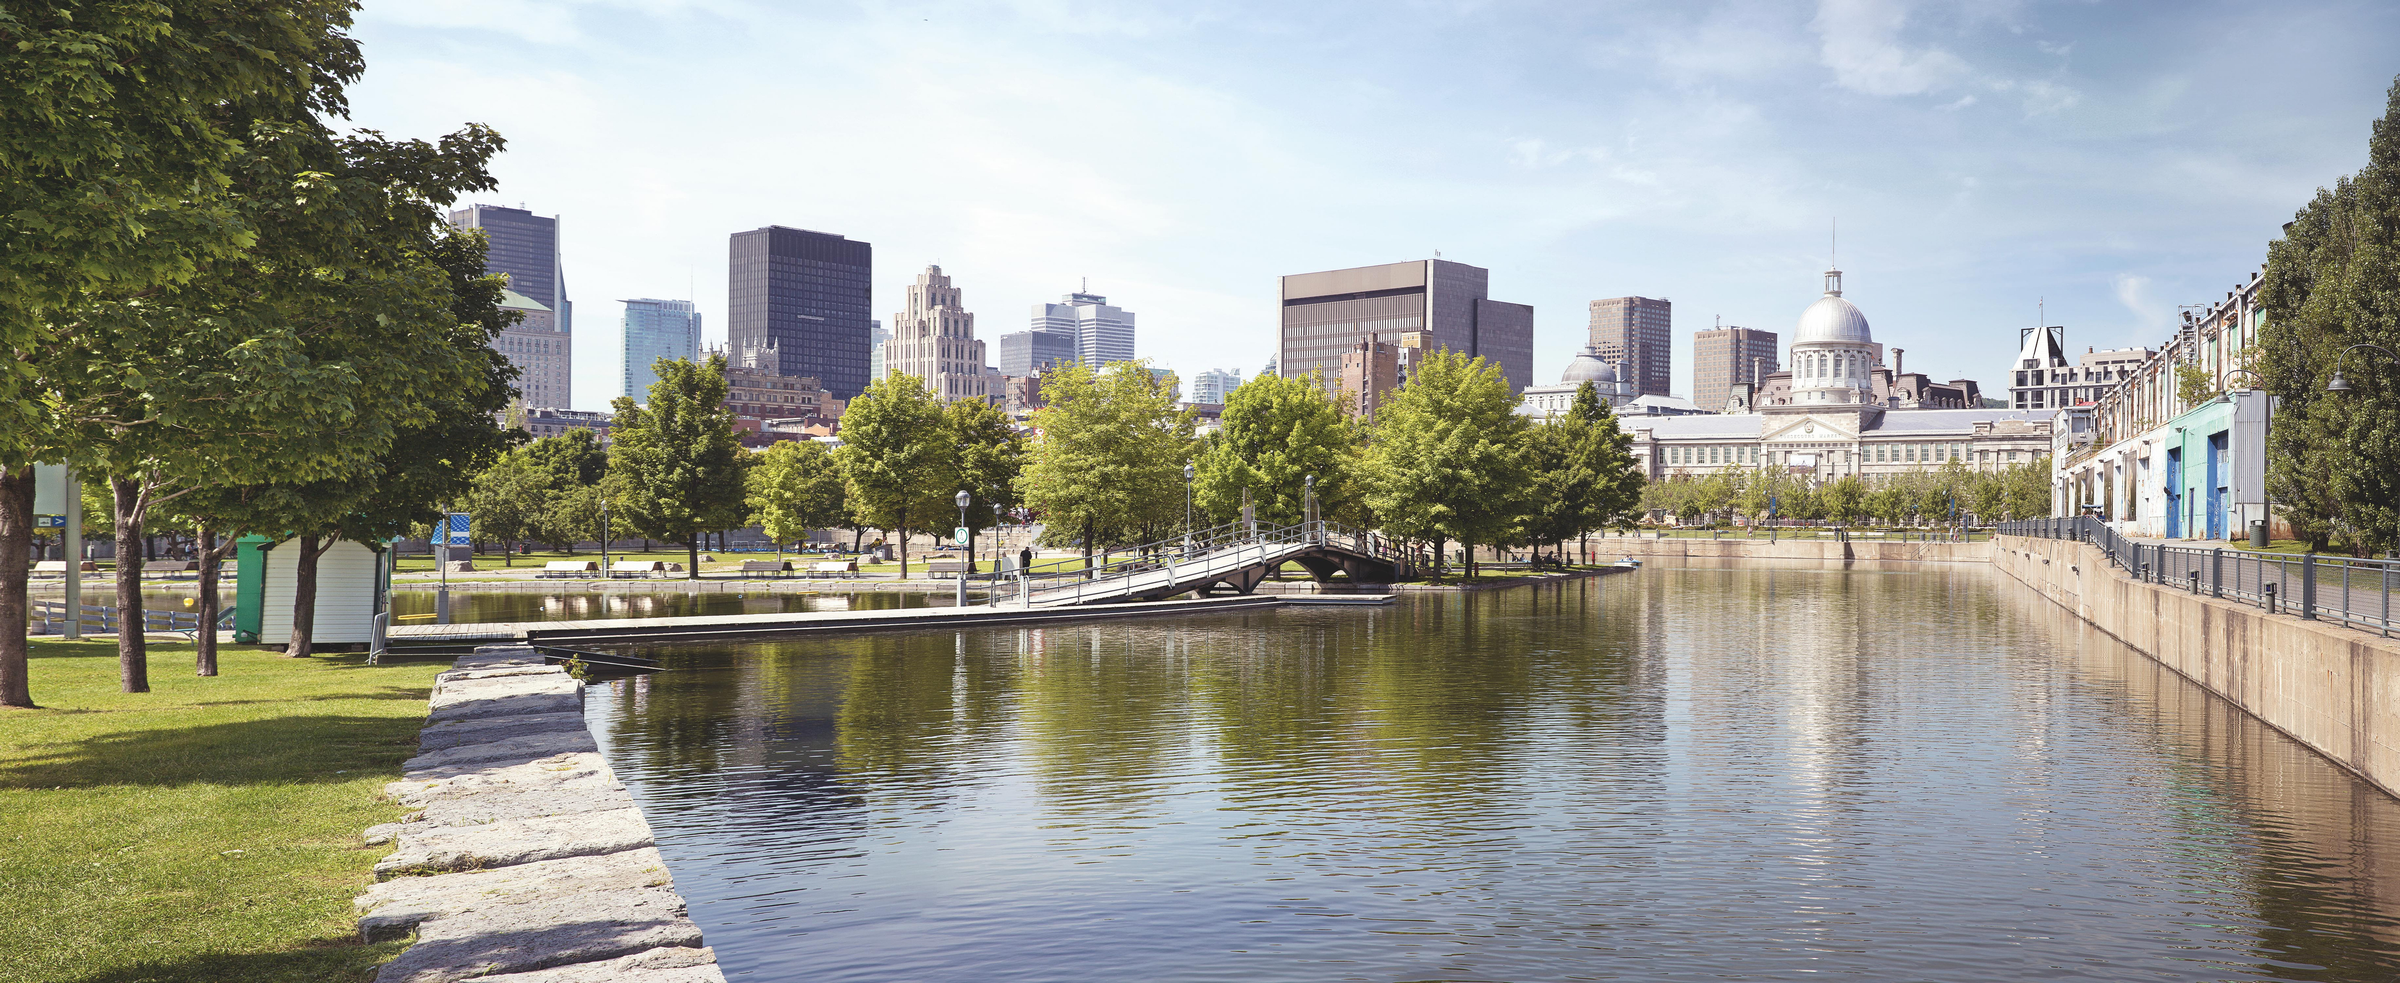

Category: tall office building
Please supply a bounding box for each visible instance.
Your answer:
[620,299,701,401]
[1190,368,1242,405]
[885,265,996,403]
[867,319,889,383]
[1589,296,1673,398]
[998,328,1078,378]
[1278,259,1534,393]
[728,226,873,399]
[494,289,570,409]
[1692,326,1779,413]
[1032,291,1136,369]
[450,203,572,406]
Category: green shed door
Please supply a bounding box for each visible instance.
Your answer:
[233,536,274,643]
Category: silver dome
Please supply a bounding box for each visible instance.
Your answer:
[1794,292,1871,346]
[1560,345,1620,384]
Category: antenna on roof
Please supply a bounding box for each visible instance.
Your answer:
[1830,217,1837,268]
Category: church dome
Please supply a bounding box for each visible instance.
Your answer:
[1794,269,1872,346]
[1560,345,1619,384]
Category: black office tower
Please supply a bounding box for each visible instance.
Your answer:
[729,226,873,399]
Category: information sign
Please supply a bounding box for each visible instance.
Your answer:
[446,513,473,545]
[35,515,65,529]
[953,527,970,543]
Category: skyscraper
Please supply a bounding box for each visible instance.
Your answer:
[494,289,569,409]
[867,319,889,383]
[998,328,1077,378]
[1589,296,1673,398]
[1190,368,1243,405]
[1032,291,1135,369]
[885,265,996,403]
[1278,259,1533,393]
[1692,325,1778,413]
[728,226,873,399]
[620,299,701,402]
[450,203,571,406]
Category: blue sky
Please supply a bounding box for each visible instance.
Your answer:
[347,0,2400,411]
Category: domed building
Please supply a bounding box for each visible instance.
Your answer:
[1517,344,1637,420]
[1789,268,1877,405]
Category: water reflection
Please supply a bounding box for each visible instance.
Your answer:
[588,563,2400,982]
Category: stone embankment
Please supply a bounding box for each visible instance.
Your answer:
[357,646,725,983]
[1994,535,2400,801]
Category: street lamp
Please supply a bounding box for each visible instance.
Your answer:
[1182,461,1196,552]
[2326,342,2399,393]
[955,489,972,608]
[599,497,610,576]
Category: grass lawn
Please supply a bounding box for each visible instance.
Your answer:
[0,641,447,983]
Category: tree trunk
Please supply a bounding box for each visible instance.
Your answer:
[195,528,229,677]
[898,523,911,580]
[1464,537,1477,579]
[686,534,700,579]
[0,466,34,708]
[1082,517,1094,577]
[288,534,326,658]
[110,477,148,692]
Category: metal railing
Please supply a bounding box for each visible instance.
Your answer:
[959,520,1425,608]
[1997,518,2397,637]
[29,599,235,638]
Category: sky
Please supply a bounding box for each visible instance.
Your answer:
[345,0,2400,412]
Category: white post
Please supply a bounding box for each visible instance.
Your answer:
[63,467,81,640]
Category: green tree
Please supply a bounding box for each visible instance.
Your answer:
[836,374,957,578]
[607,354,750,578]
[949,397,1028,562]
[1364,351,1531,578]
[1822,474,1868,525]
[2005,457,2054,521]
[463,449,547,563]
[749,440,850,552]
[1018,362,1195,566]
[1193,372,1362,528]
[2176,364,2220,406]
[2260,74,2400,554]
[1523,382,1645,560]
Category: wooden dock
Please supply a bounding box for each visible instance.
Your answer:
[386,593,1298,647]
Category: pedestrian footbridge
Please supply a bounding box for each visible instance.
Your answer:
[980,521,1420,608]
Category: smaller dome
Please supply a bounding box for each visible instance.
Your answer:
[1560,345,1619,384]
[1795,295,1872,346]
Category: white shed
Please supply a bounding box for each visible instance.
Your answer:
[237,537,390,649]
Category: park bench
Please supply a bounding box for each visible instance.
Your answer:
[608,560,666,579]
[740,559,793,577]
[809,560,858,578]
[30,560,97,578]
[924,559,976,579]
[539,560,599,578]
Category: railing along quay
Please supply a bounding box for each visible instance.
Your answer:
[960,520,1423,608]
[1998,517,2397,637]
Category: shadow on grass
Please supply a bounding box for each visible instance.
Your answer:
[0,711,427,790]
[58,936,406,983]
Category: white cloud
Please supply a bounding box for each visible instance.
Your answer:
[1811,0,1970,96]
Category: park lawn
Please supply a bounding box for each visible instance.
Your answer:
[0,641,447,983]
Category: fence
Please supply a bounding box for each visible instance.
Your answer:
[961,519,1424,608]
[28,599,232,638]
[1997,517,2397,637]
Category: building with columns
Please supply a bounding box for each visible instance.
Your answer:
[1625,266,2053,484]
[885,264,999,403]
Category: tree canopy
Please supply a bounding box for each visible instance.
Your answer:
[1193,372,1362,529]
[607,354,750,577]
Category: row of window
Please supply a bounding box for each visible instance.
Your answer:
[1659,443,2031,466]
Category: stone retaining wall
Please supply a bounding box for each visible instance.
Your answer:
[358,646,725,983]
[1994,535,2400,801]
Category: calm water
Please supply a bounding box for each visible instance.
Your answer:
[585,562,2400,982]
[387,589,933,624]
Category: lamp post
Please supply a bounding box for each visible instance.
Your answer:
[599,497,610,577]
[2326,343,2400,556]
[955,489,972,608]
[1182,461,1196,553]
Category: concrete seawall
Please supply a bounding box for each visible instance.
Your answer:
[1602,536,1993,563]
[358,646,726,983]
[1994,535,2400,801]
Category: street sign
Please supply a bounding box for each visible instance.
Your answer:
[34,515,65,529]
[445,513,473,545]
[32,464,67,515]
[953,527,970,543]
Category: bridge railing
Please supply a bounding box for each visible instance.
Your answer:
[1996,519,2396,637]
[962,519,1423,607]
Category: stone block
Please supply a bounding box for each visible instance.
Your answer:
[416,711,592,756]
[359,847,681,942]
[370,883,701,983]
[404,728,599,774]
[468,946,725,983]
[396,750,618,793]
[375,807,655,880]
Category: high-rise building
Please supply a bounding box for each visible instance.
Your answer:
[885,265,996,403]
[1338,338,1401,419]
[1588,296,1672,398]
[620,299,700,402]
[494,288,570,409]
[1278,259,1534,393]
[867,319,889,383]
[1032,291,1136,369]
[1190,368,1243,405]
[997,328,1078,378]
[728,226,873,399]
[1692,325,1779,413]
[2010,324,2150,411]
[450,203,571,407]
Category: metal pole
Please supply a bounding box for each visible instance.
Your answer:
[2301,552,2317,620]
[956,496,969,609]
[63,466,81,640]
